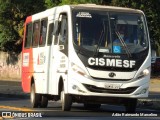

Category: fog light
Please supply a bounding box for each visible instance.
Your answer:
[135,88,148,95]
[141,88,147,94]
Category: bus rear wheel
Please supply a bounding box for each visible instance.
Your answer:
[30,83,41,108]
[60,86,72,111]
[125,98,137,113]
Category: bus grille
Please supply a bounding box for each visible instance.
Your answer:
[83,84,138,94]
[92,77,131,81]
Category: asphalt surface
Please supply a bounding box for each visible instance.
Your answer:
[0,80,28,98]
[0,80,159,111]
[0,80,160,120]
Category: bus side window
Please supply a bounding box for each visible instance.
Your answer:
[39,19,48,46]
[24,23,32,48]
[33,21,40,47]
[47,23,54,46]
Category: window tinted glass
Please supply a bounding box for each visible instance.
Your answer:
[73,11,109,51]
[39,19,48,46]
[24,23,32,48]
[33,21,40,47]
[47,23,54,46]
[59,15,68,43]
[72,10,148,55]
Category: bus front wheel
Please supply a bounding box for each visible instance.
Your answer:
[60,86,72,111]
[30,83,41,108]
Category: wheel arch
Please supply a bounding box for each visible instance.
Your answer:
[30,76,35,92]
[58,76,64,96]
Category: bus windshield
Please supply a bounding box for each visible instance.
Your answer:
[72,10,148,56]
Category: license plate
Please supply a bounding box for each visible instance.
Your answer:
[104,83,121,89]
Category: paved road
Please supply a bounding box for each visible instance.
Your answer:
[0,97,159,120]
[0,80,160,120]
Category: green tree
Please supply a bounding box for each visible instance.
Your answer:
[0,0,46,53]
[45,0,105,7]
[45,0,60,8]
[59,0,100,5]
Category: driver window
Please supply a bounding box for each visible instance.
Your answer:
[55,14,68,45]
[59,15,67,43]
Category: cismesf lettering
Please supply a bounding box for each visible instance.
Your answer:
[88,57,135,68]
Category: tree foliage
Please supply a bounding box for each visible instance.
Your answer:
[0,0,160,55]
[45,0,60,8]
[0,0,45,53]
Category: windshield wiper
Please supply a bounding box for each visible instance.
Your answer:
[93,21,105,56]
[115,31,132,57]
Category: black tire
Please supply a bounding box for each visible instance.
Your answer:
[40,95,48,108]
[30,83,41,108]
[125,98,137,113]
[60,86,72,111]
[84,103,101,110]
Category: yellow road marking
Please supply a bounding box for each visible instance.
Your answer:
[0,105,33,112]
[0,116,14,119]
[0,106,33,119]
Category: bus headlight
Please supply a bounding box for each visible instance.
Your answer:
[137,67,150,79]
[71,62,88,77]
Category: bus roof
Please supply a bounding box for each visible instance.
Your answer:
[70,4,143,14]
[25,4,144,23]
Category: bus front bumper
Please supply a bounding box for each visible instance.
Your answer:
[67,72,150,99]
